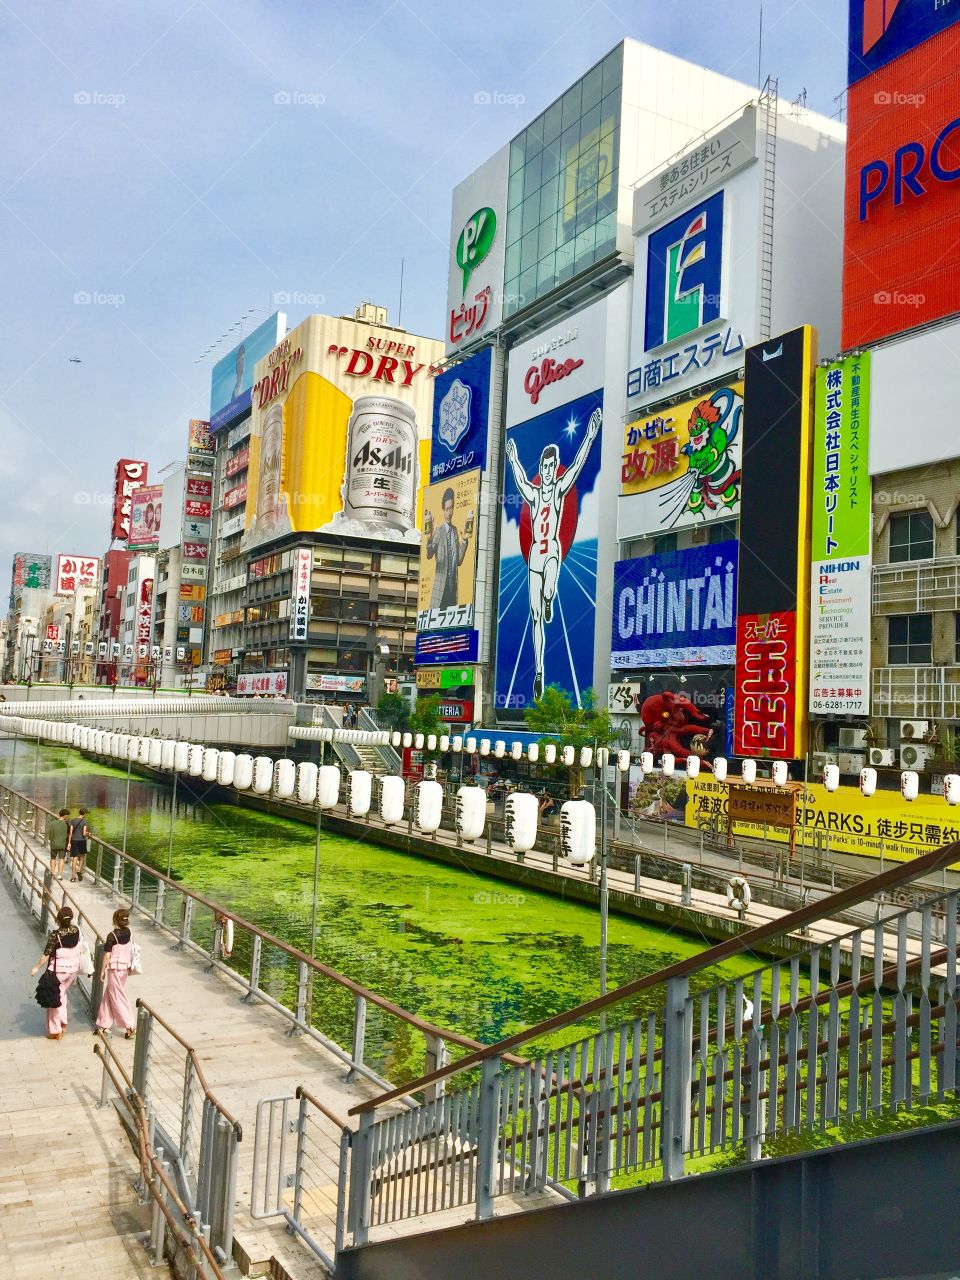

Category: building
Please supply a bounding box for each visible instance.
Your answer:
[95,549,134,685]
[117,554,157,685]
[234,302,443,703]
[4,553,53,683]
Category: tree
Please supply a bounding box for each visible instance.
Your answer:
[376,691,409,733]
[524,685,617,796]
[406,694,445,745]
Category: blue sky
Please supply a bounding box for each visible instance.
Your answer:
[0,0,847,577]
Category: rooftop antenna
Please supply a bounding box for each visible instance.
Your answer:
[757,4,763,90]
[398,257,405,328]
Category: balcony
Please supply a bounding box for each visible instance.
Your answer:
[872,665,960,720]
[873,558,960,612]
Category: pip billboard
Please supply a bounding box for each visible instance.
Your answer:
[209,311,286,433]
[243,315,441,552]
[611,542,738,669]
[843,24,960,347]
[446,146,509,355]
[620,383,743,536]
[810,353,872,716]
[734,327,816,759]
[429,346,491,481]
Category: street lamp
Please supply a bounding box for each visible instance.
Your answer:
[63,613,73,688]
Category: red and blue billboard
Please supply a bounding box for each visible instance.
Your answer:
[849,0,960,84]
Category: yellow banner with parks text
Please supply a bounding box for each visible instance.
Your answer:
[683,774,958,863]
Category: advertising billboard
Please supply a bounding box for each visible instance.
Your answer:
[243,315,441,552]
[417,469,480,633]
[112,459,148,541]
[611,541,738,669]
[734,327,816,759]
[445,146,509,355]
[843,24,960,348]
[290,547,311,642]
[429,346,491,482]
[849,0,960,84]
[54,555,100,596]
[188,419,213,458]
[11,553,51,597]
[128,485,163,549]
[626,118,757,413]
[236,671,288,696]
[810,353,871,716]
[619,383,743,537]
[415,629,479,666]
[210,311,286,433]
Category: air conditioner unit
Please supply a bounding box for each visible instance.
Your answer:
[869,748,896,767]
[899,743,934,770]
[811,752,839,775]
[900,720,929,741]
[838,727,868,750]
[838,751,866,775]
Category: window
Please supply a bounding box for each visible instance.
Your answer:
[708,520,738,545]
[888,614,932,665]
[889,511,933,563]
[652,532,677,556]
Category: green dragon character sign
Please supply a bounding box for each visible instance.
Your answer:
[681,386,742,518]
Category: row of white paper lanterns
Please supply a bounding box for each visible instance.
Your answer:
[58,721,610,865]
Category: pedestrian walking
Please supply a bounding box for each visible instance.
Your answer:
[96,908,136,1038]
[46,807,70,880]
[69,807,90,882]
[30,906,81,1040]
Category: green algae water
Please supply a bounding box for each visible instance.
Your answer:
[1,739,762,1080]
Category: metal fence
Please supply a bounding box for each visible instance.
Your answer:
[341,852,960,1245]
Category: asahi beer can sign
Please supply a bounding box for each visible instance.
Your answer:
[339,395,419,536]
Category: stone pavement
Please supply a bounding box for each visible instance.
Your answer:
[0,873,154,1279]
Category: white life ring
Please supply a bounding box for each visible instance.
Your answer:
[726,875,752,912]
[221,917,234,958]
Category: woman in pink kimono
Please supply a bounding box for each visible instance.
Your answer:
[30,906,82,1040]
[96,908,136,1038]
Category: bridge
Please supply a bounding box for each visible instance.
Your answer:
[1,719,959,1277]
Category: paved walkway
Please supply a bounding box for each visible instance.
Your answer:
[0,874,154,1279]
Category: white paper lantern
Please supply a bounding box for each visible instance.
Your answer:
[543,743,556,765]
[252,756,274,794]
[317,764,342,810]
[202,747,220,783]
[159,739,176,771]
[188,745,204,778]
[528,742,540,763]
[511,742,524,761]
[945,773,960,806]
[742,759,757,785]
[479,738,491,756]
[415,779,444,832]
[414,733,425,750]
[686,755,701,780]
[347,770,373,816]
[561,745,575,766]
[580,746,593,769]
[494,740,505,758]
[823,763,840,793]
[772,760,788,787]
[505,791,539,852]
[173,741,190,773]
[217,751,237,788]
[273,758,296,799]
[617,750,631,772]
[561,799,596,866]
[452,736,463,753]
[465,736,477,754]
[426,734,437,752]
[859,766,877,798]
[640,751,654,774]
[125,736,138,762]
[295,761,317,804]
[147,738,162,769]
[402,732,412,749]
[456,786,486,841]
[900,770,919,802]
[391,731,402,748]
[135,737,149,764]
[379,774,405,824]
[233,754,254,791]
[713,757,728,783]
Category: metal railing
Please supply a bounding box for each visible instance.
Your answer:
[340,842,960,1245]
[251,1088,351,1272]
[0,780,513,1095]
[872,665,960,721]
[873,557,960,612]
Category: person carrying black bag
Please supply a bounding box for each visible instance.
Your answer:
[30,906,82,1040]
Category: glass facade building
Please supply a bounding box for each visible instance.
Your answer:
[504,45,622,317]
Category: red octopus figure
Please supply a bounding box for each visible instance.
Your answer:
[638,690,714,768]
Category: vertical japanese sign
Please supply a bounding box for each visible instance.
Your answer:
[810,353,872,716]
[734,327,816,759]
[112,459,149,541]
[290,547,311,642]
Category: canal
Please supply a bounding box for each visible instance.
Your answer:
[1,739,763,1078]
